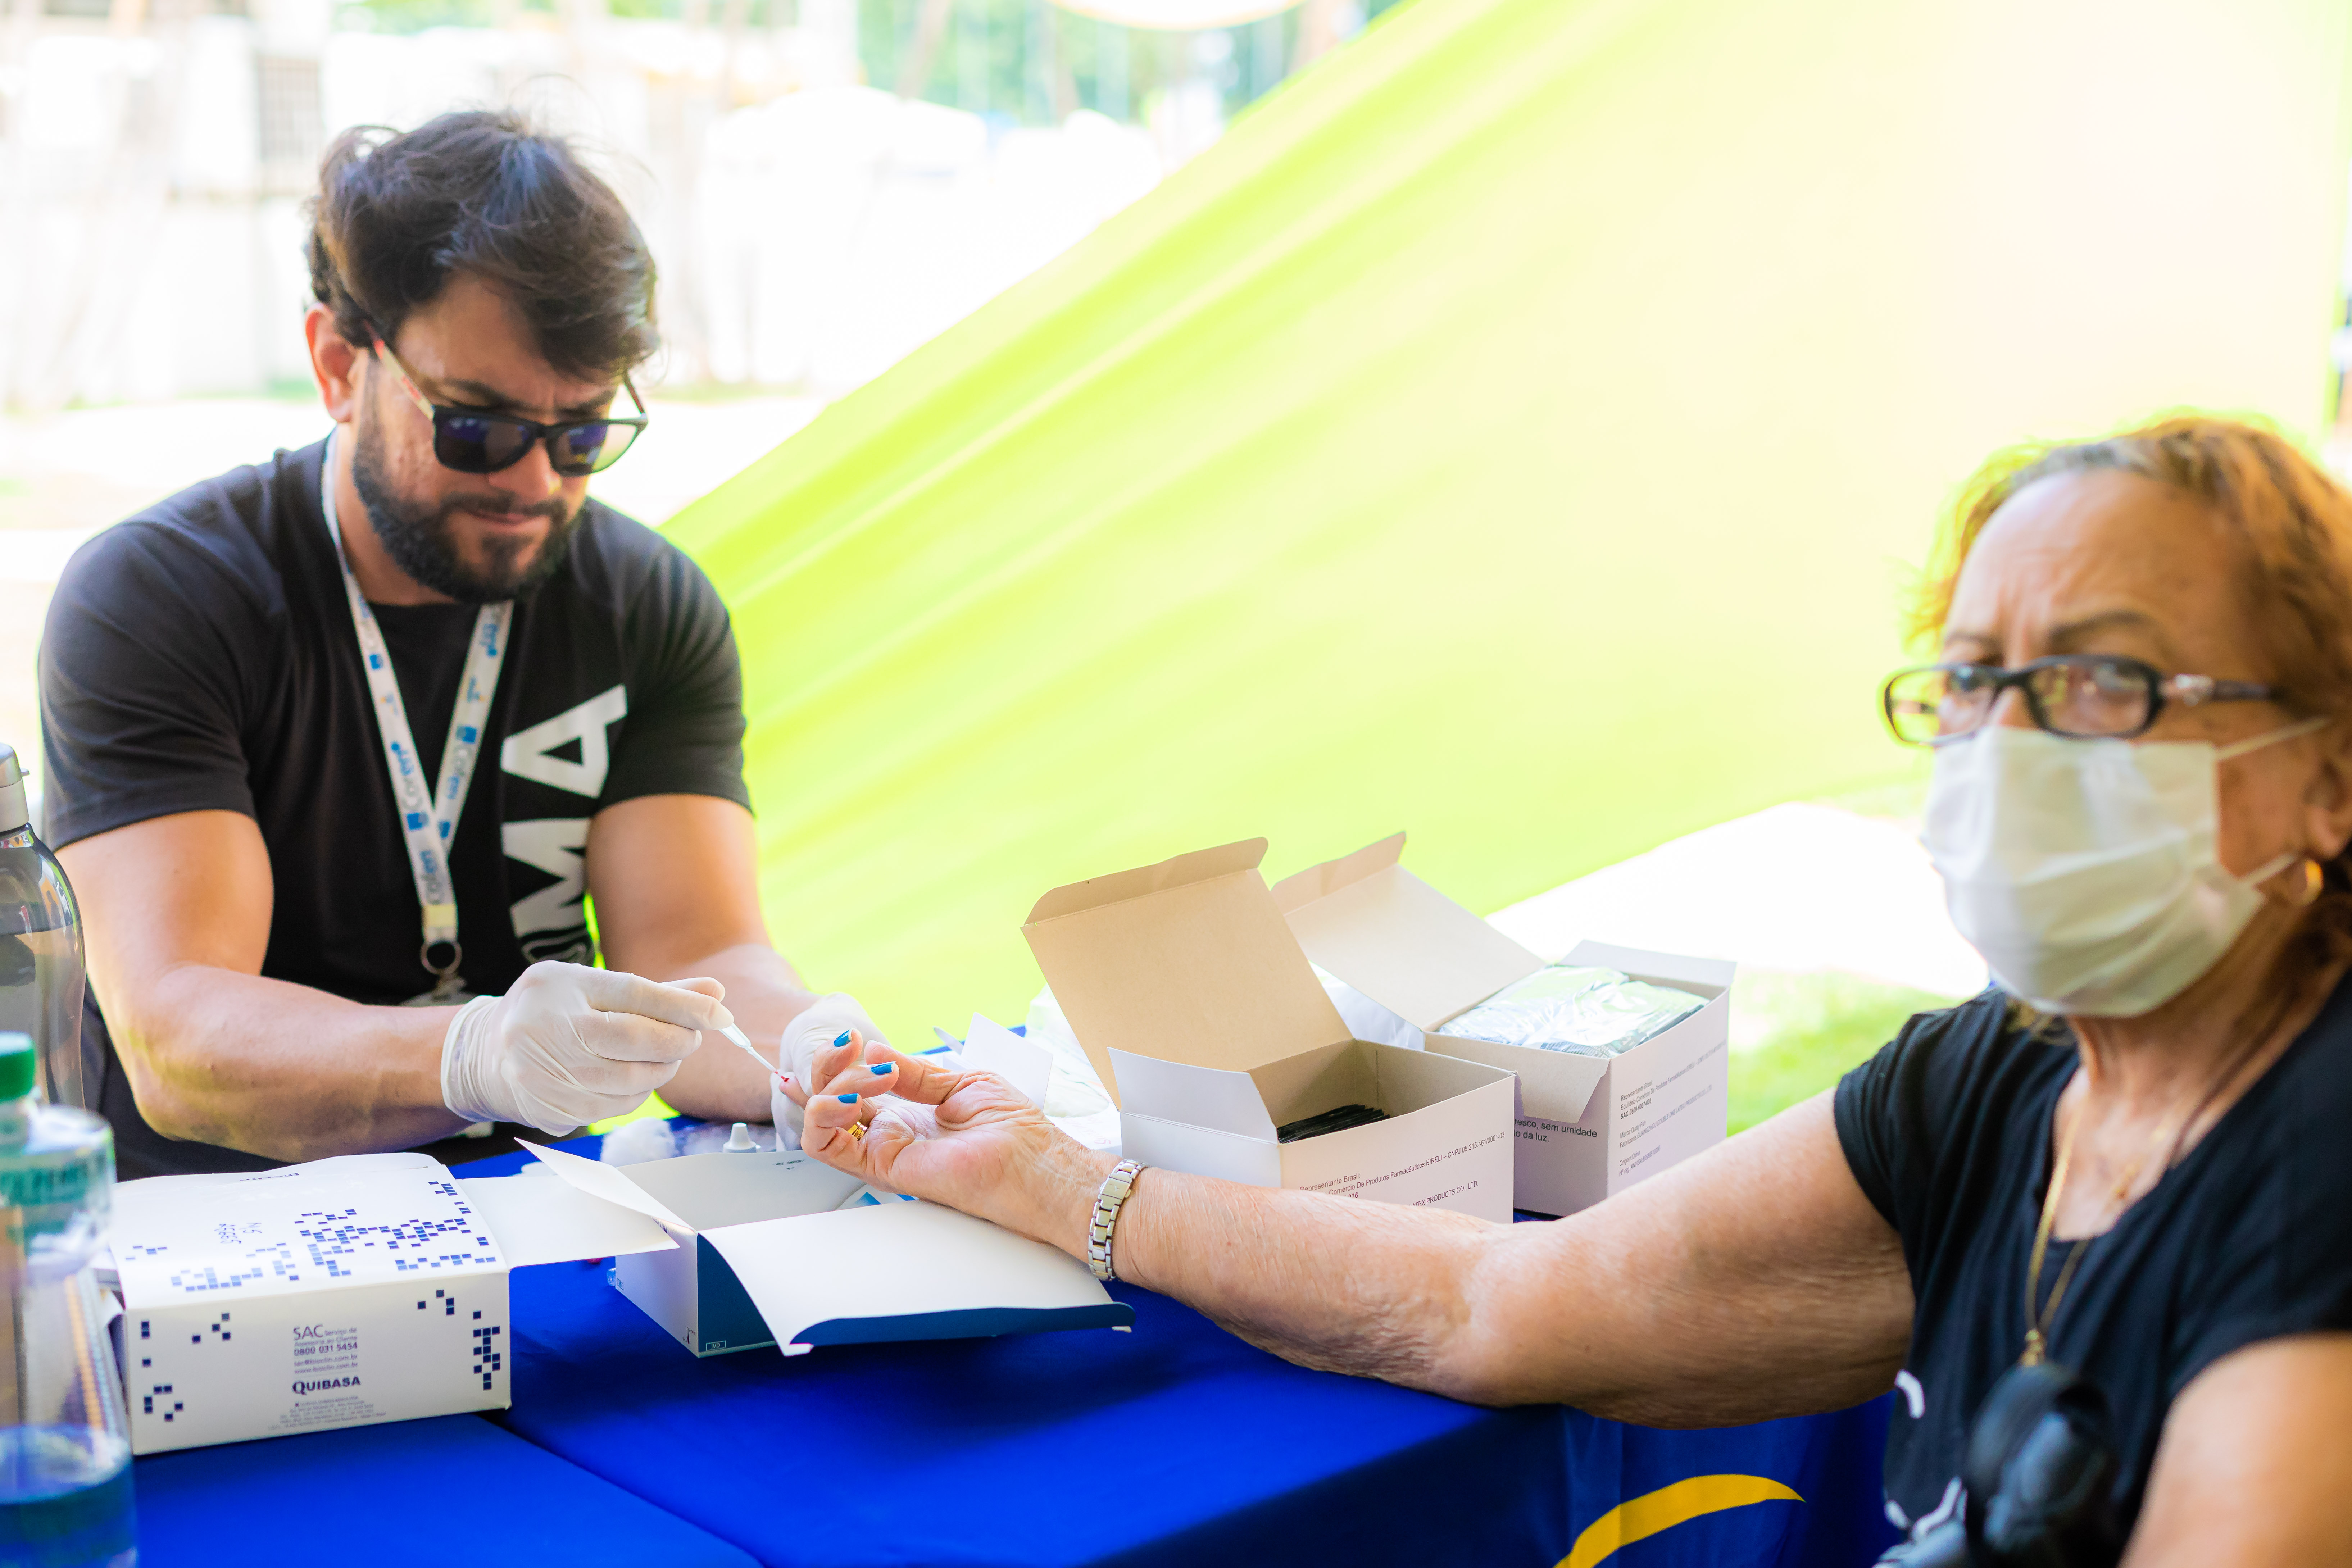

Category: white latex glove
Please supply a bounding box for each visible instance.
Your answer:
[770,993,889,1151]
[440,962,732,1136]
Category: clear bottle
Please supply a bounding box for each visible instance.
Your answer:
[0,748,86,1111]
[0,1032,131,1567]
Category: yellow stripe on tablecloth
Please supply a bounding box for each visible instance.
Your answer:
[1558,1474,1802,1568]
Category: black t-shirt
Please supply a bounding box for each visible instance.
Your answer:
[1836,982,2352,1553]
[40,438,750,1179]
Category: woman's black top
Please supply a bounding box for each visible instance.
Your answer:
[1835,978,2352,1550]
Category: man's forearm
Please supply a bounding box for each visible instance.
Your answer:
[647,941,816,1122]
[106,963,466,1161]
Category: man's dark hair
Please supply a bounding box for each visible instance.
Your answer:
[306,110,657,382]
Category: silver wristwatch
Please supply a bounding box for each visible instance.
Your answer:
[1087,1159,1145,1282]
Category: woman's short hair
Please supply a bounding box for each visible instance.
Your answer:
[304,110,657,382]
[1918,414,2352,1009]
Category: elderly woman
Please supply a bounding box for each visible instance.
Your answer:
[782,416,2352,1565]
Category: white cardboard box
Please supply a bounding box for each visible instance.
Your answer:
[109,1142,1130,1454]
[525,1142,1131,1358]
[1273,835,1734,1217]
[1023,838,1518,1224]
[110,1153,668,1455]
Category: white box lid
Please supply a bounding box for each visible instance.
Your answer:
[1273,833,1547,1031]
[1023,838,1349,1105]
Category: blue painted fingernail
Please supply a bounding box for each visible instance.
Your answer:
[836,1093,859,1104]
[869,1063,893,1074]
[832,1030,851,1047]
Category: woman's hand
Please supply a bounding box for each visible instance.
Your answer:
[776,1031,1114,1259]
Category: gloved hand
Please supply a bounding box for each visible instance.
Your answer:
[441,962,732,1136]
[771,993,889,1150]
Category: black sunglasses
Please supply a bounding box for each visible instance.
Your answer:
[371,337,649,477]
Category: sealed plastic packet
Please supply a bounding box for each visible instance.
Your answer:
[1441,964,1704,1058]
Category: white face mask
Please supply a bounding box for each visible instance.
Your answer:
[1922,719,2325,1018]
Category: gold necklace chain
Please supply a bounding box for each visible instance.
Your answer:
[2020,1050,2253,1367]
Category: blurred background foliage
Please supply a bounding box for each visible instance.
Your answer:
[335,0,1416,128]
[1726,973,1964,1135]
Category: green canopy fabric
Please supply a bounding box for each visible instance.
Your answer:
[665,0,2351,1039]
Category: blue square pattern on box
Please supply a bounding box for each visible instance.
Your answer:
[133,1309,228,1428]
[117,1167,501,1304]
[299,1199,494,1280]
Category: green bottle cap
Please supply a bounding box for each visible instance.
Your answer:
[0,1033,35,1101]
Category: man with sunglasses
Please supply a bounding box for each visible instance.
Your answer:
[34,111,867,1177]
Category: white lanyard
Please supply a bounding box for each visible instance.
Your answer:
[319,434,512,994]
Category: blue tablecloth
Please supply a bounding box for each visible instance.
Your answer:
[472,1136,1899,1568]
[1560,1401,1894,1567]
[133,1412,757,1567]
[113,1123,1898,1566]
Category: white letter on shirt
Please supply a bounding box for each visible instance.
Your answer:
[505,818,590,938]
[501,685,628,798]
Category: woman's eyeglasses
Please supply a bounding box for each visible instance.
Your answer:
[1881,655,2284,747]
[370,337,648,477]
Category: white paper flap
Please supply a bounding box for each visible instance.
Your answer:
[1326,977,1426,1051]
[1108,1049,1276,1141]
[620,1150,866,1231]
[702,1200,1116,1349]
[521,1141,692,1232]
[1427,1029,1615,1124]
[1118,1113,1283,1188]
[1276,849,1544,1031]
[457,1174,678,1268]
[1564,938,1736,995]
[964,1014,1052,1108]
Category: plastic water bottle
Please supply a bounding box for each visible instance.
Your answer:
[0,748,87,1110]
[0,1033,131,1567]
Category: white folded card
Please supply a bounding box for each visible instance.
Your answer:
[518,1141,1134,1356]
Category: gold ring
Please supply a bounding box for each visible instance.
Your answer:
[847,1121,866,1143]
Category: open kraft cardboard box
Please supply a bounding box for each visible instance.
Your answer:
[1272,833,1734,1218]
[1023,838,1517,1224]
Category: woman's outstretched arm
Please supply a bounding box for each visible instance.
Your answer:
[788,1040,1912,1426]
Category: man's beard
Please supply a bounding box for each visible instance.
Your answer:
[350,396,582,604]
